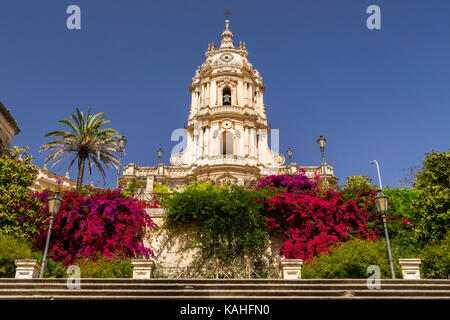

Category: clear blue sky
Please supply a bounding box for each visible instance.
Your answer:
[1,0,449,189]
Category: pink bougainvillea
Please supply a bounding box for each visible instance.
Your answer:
[256,173,382,261]
[256,170,318,193]
[33,189,157,266]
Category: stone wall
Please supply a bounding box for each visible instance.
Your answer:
[144,208,284,268]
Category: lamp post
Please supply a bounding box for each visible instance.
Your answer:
[116,136,127,189]
[374,190,396,279]
[156,148,163,182]
[369,160,383,189]
[317,135,327,187]
[39,191,62,278]
[286,147,293,164]
[157,148,163,165]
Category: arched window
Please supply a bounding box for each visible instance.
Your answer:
[222,87,231,105]
[220,131,233,155]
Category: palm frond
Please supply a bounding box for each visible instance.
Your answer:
[41,107,122,190]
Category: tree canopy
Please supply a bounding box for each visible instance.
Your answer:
[41,107,120,191]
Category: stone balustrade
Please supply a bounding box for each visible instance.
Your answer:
[8,256,419,280]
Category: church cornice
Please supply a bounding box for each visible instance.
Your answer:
[192,164,261,177]
[190,70,264,91]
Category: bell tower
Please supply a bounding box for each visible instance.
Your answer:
[121,20,337,191]
[170,20,285,184]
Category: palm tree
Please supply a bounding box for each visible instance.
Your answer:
[41,107,120,191]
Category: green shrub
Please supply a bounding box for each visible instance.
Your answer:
[76,256,133,278]
[123,177,146,197]
[43,259,68,278]
[420,233,450,279]
[0,233,33,278]
[164,181,269,266]
[383,187,420,257]
[0,233,69,278]
[0,233,34,277]
[31,251,67,278]
[302,239,401,279]
[412,149,450,244]
[0,147,44,240]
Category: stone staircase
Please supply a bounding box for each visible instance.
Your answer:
[0,278,449,300]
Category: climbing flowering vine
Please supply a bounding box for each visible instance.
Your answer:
[32,189,157,266]
[256,172,382,261]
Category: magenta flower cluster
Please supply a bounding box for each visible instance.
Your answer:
[33,189,157,266]
[257,173,382,261]
[256,170,317,193]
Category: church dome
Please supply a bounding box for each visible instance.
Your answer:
[192,20,260,85]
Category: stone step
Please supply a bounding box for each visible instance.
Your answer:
[0,294,449,300]
[1,278,449,284]
[1,283,449,291]
[0,289,349,296]
[2,288,450,297]
[1,279,448,300]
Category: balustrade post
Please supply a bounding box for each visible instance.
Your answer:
[15,260,41,279]
[280,258,303,280]
[398,259,421,279]
[131,259,155,279]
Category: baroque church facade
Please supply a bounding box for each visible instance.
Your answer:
[120,21,336,192]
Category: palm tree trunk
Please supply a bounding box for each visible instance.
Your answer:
[76,157,86,191]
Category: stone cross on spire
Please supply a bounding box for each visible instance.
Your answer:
[224,9,232,19]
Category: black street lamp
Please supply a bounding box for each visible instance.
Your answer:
[286,147,293,164]
[374,190,396,279]
[156,148,164,183]
[116,136,127,189]
[157,148,163,164]
[39,191,62,278]
[317,135,327,187]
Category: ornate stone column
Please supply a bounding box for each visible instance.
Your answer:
[211,81,217,106]
[244,82,248,105]
[258,129,267,164]
[201,83,205,107]
[249,84,253,107]
[198,127,203,162]
[244,126,249,157]
[204,126,210,157]
[251,129,255,159]
[235,125,243,158]
[145,176,154,194]
[257,130,263,163]
[237,81,243,106]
